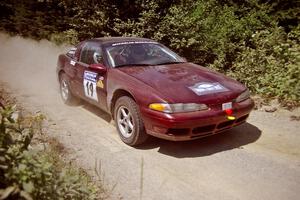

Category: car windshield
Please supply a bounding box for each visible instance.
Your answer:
[105,42,185,68]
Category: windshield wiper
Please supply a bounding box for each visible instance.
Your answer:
[115,63,153,68]
[156,61,185,65]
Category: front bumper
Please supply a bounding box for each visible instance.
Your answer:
[140,98,254,141]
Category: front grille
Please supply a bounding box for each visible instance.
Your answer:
[191,132,213,138]
[236,114,249,123]
[192,124,215,134]
[166,113,250,139]
[217,120,234,129]
[167,128,189,136]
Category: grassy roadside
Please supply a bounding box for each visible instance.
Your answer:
[0,88,110,199]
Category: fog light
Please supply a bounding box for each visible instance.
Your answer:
[153,126,168,134]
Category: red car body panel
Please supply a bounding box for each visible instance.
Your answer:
[57,37,254,141]
[117,63,246,104]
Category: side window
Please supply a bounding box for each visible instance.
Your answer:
[80,42,103,65]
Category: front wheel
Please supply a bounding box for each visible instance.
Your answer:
[114,96,148,146]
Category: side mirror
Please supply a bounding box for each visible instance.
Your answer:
[89,63,107,74]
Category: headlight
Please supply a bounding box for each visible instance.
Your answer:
[236,89,250,102]
[149,103,208,113]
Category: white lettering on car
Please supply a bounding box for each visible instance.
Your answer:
[112,41,157,46]
[188,82,229,96]
[70,60,76,66]
[83,71,98,101]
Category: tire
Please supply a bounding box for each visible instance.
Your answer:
[114,96,148,146]
[59,73,80,105]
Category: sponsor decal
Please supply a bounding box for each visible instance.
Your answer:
[70,60,76,66]
[222,102,232,110]
[83,71,98,101]
[112,41,157,46]
[188,82,229,96]
[97,77,104,88]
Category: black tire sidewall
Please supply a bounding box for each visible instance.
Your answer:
[59,73,73,104]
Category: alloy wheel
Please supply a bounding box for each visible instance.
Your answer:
[60,79,69,101]
[117,106,135,138]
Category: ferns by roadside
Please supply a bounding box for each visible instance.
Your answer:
[0,96,103,199]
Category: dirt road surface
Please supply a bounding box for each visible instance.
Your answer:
[1,33,299,200]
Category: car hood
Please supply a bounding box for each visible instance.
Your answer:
[117,63,246,104]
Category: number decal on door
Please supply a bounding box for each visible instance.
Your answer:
[83,71,98,101]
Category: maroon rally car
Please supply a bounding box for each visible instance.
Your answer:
[57,37,254,146]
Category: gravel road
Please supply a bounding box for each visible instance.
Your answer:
[0,33,299,200]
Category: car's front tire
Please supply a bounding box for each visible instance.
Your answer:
[114,96,148,146]
[59,73,80,105]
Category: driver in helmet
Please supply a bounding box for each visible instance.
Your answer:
[93,52,102,64]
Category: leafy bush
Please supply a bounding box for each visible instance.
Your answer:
[227,26,300,103]
[50,29,79,45]
[0,105,100,200]
[0,0,299,104]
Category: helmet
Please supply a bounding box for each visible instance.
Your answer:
[93,52,102,63]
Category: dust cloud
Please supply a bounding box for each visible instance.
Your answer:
[0,32,70,107]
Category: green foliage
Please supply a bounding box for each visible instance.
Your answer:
[153,0,274,66]
[0,0,299,103]
[50,29,79,45]
[0,0,67,40]
[0,105,99,200]
[60,1,110,40]
[113,0,172,38]
[228,26,300,103]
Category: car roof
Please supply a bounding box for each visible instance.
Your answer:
[86,37,155,45]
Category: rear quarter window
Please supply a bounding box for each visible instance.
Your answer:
[66,47,76,58]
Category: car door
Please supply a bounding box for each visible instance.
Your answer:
[61,41,84,97]
[74,41,108,111]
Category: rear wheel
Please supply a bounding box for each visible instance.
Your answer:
[114,96,148,146]
[59,73,80,105]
